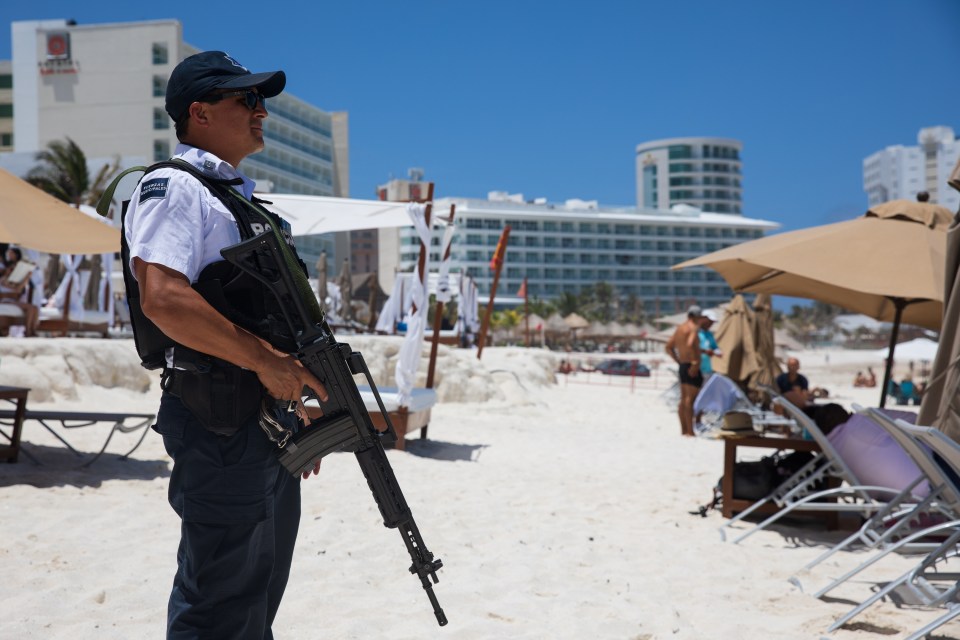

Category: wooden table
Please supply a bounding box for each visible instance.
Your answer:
[720,433,824,519]
[0,386,30,463]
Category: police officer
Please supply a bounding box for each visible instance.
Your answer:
[124,51,328,638]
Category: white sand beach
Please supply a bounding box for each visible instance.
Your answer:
[0,337,952,639]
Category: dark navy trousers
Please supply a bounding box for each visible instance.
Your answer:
[156,392,301,640]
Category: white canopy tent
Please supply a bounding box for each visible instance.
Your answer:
[261,194,456,413]
[252,193,416,235]
[874,337,940,362]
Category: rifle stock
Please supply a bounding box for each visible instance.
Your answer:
[221,232,447,626]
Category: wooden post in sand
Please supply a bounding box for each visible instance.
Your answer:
[476,225,511,360]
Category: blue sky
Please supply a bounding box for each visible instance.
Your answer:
[3,1,959,234]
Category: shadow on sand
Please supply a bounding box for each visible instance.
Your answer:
[0,443,170,488]
[403,438,488,462]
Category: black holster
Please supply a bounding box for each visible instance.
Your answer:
[162,365,262,437]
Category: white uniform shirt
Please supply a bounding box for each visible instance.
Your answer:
[124,144,257,283]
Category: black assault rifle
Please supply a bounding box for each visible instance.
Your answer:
[221,229,447,627]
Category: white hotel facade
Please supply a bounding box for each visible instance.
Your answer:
[8,19,346,197]
[388,193,777,313]
[863,126,960,212]
[4,18,348,269]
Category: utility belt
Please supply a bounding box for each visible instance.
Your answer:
[160,349,262,437]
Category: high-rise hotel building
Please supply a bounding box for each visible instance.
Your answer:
[863,126,960,212]
[636,137,743,214]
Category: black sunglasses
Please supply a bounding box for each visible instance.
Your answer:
[202,89,266,111]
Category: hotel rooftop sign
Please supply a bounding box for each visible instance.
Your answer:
[39,31,79,76]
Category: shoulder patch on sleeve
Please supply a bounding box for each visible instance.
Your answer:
[139,177,169,203]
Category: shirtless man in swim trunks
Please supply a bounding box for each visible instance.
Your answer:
[666,305,703,437]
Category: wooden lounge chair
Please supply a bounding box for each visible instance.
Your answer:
[38,268,111,337]
[359,386,437,450]
[0,260,39,336]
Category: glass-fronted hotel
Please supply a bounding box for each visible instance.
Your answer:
[636,137,743,214]
[390,193,777,312]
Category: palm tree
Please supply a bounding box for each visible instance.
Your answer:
[26,137,116,206]
[593,281,616,322]
[26,137,118,303]
[555,291,579,316]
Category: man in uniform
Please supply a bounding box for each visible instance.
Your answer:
[666,305,703,437]
[124,51,328,638]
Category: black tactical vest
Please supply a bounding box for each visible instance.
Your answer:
[119,159,308,369]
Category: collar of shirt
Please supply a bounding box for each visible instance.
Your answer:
[172,143,257,200]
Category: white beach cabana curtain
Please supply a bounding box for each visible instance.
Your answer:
[98,253,115,326]
[48,254,85,319]
[375,276,406,333]
[435,223,457,305]
[395,203,431,406]
[46,253,116,326]
[324,281,342,320]
[456,275,480,337]
[24,248,44,307]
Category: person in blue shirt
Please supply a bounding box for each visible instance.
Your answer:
[698,310,722,376]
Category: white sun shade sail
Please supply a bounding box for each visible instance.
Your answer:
[253,193,420,235]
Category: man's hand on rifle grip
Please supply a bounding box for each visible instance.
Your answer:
[254,349,328,407]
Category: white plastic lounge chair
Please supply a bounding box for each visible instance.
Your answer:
[797,405,960,598]
[825,419,960,637]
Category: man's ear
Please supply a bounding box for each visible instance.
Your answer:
[188,102,209,127]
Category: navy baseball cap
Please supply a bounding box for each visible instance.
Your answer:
[165,51,286,121]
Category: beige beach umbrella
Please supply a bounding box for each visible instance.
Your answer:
[675,198,952,406]
[0,168,120,253]
[750,293,781,391]
[712,294,759,385]
[919,160,960,438]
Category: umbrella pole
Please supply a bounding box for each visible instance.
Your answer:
[879,298,906,408]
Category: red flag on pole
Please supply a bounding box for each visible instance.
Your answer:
[517,277,527,300]
[489,228,509,270]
